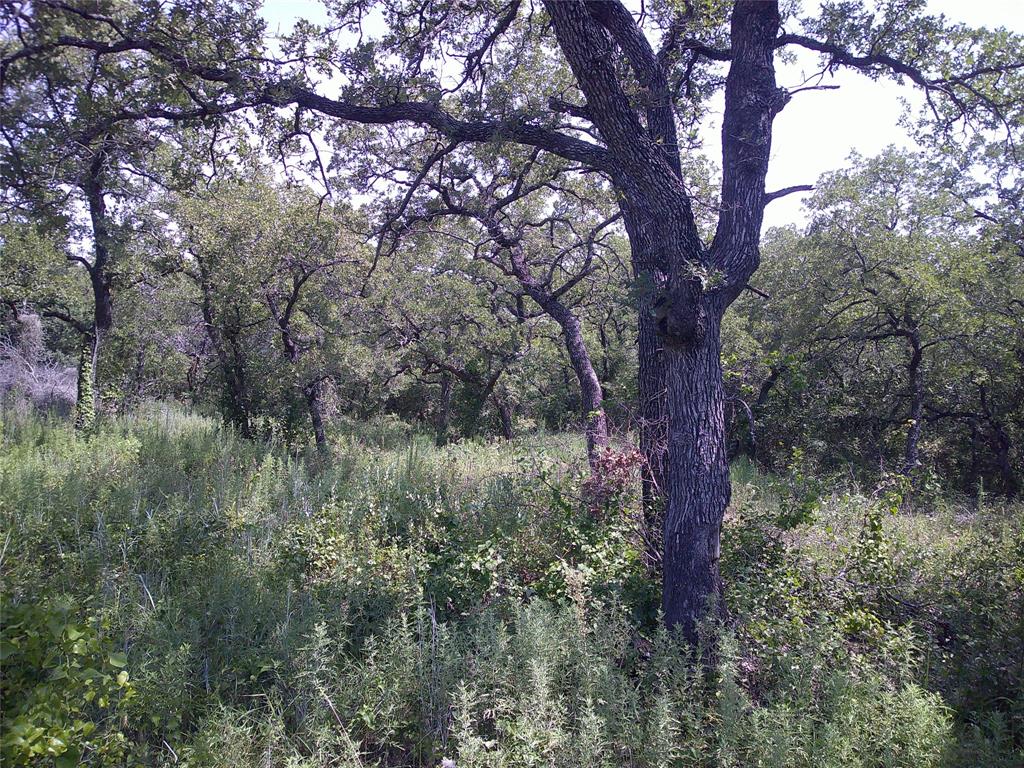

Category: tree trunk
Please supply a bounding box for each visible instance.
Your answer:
[197,275,252,437]
[990,426,1019,497]
[621,201,668,522]
[555,311,609,466]
[903,333,924,474]
[305,381,328,453]
[223,331,253,438]
[81,144,115,419]
[661,309,731,641]
[494,394,515,440]
[435,371,453,446]
[269,294,330,453]
[742,363,784,462]
[464,368,505,438]
[507,243,609,467]
[544,0,783,639]
[980,387,1020,496]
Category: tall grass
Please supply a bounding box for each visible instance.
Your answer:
[1,406,1020,766]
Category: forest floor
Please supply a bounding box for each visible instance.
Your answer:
[1,404,1021,767]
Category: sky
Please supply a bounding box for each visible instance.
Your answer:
[259,0,1024,230]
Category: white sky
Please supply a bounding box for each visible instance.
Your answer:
[259,0,1024,230]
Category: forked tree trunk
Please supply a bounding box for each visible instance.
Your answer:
[464,368,505,438]
[268,290,331,451]
[541,0,783,640]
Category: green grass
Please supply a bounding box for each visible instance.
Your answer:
[1,406,1021,766]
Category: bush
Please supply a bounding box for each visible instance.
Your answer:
[0,601,132,767]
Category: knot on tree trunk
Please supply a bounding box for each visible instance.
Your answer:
[653,286,706,349]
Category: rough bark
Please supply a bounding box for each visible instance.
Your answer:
[495,394,515,440]
[620,200,668,523]
[664,0,782,638]
[661,314,729,636]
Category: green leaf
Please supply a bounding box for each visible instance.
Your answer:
[55,746,82,768]
[108,652,128,668]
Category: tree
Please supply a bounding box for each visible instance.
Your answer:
[170,175,360,446]
[369,232,533,445]
[731,150,1023,496]
[386,145,622,466]
[806,150,981,476]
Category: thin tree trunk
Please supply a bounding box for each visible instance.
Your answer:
[903,332,924,474]
[305,381,328,453]
[197,272,252,437]
[726,396,756,463]
[270,293,330,454]
[744,363,784,461]
[560,312,609,466]
[435,371,453,446]
[80,144,115,420]
[508,248,608,467]
[990,426,1019,496]
[132,345,146,408]
[223,330,253,438]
